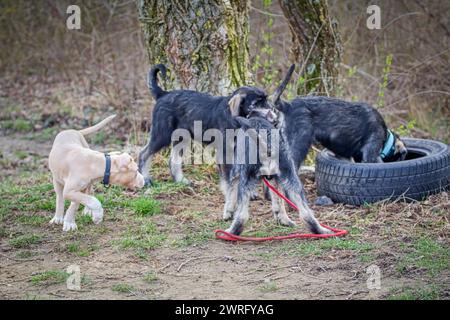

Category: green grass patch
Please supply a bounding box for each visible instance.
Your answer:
[254,251,277,260]
[16,214,48,226]
[112,283,135,293]
[259,281,278,293]
[66,241,97,257]
[173,229,211,247]
[388,285,443,300]
[0,119,33,132]
[178,210,205,222]
[185,163,219,182]
[14,150,28,160]
[359,253,376,263]
[9,234,42,248]
[143,272,158,283]
[130,198,161,216]
[397,237,449,277]
[96,185,159,212]
[76,214,93,226]
[0,181,27,197]
[90,131,124,146]
[172,219,228,248]
[145,181,189,196]
[30,197,56,212]
[92,131,106,145]
[0,179,59,216]
[30,270,69,286]
[293,238,373,256]
[0,227,8,238]
[31,127,57,142]
[118,219,166,251]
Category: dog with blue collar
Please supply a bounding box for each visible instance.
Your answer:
[380,129,397,159]
[272,78,408,167]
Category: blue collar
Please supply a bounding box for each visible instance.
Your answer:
[102,153,111,186]
[380,130,395,159]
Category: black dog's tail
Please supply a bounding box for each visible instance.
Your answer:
[148,64,167,100]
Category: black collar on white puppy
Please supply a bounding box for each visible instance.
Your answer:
[103,153,111,186]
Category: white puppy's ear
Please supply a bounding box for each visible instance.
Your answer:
[117,153,139,171]
[228,92,245,116]
[116,153,132,170]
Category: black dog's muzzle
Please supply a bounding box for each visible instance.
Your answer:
[248,108,279,125]
[399,148,408,161]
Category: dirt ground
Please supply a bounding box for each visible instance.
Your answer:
[0,128,448,300]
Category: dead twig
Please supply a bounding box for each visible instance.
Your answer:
[176,256,219,272]
[158,262,172,273]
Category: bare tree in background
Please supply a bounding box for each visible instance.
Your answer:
[279,0,341,96]
[137,0,251,95]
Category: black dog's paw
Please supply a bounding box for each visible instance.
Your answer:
[179,177,192,187]
[225,221,244,236]
[223,211,234,221]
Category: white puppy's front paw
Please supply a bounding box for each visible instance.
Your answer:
[91,207,104,224]
[83,207,93,217]
[49,216,64,225]
[63,221,78,232]
[87,198,104,224]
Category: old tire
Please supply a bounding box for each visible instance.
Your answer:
[315,138,450,205]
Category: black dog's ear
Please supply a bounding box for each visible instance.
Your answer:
[270,64,295,108]
[228,92,246,116]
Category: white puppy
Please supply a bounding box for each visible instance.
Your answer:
[48,115,144,231]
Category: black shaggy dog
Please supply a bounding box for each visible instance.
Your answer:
[277,96,408,170]
[219,113,331,236]
[138,64,281,186]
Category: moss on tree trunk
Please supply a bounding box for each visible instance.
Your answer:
[137,0,251,95]
[279,0,341,96]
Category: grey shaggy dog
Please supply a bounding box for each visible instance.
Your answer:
[219,114,331,236]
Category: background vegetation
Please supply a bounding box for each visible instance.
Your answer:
[0,0,448,145]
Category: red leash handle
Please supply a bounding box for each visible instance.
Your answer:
[215,178,348,242]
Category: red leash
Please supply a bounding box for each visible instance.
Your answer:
[215,177,348,242]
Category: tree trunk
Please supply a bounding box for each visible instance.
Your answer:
[279,0,341,96]
[137,0,251,95]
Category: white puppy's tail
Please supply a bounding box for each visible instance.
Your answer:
[78,114,116,135]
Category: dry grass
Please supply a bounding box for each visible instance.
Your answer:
[0,146,448,298]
